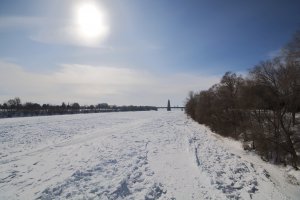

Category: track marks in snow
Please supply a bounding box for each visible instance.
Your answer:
[187,122,290,200]
[145,115,220,199]
[39,149,156,199]
[38,116,161,200]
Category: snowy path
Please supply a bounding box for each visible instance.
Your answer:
[0,111,299,199]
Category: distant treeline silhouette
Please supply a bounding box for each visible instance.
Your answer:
[185,31,300,169]
[0,98,157,118]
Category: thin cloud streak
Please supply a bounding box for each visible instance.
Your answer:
[0,16,42,29]
[0,14,109,47]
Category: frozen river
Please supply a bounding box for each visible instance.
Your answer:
[0,111,299,199]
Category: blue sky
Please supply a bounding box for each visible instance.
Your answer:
[0,0,300,106]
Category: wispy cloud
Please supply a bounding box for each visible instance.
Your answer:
[0,61,220,106]
[0,14,109,47]
[0,16,42,29]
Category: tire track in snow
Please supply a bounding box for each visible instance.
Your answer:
[146,113,225,199]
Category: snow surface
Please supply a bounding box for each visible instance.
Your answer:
[0,111,299,199]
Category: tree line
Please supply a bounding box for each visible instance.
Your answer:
[0,98,157,118]
[185,31,300,169]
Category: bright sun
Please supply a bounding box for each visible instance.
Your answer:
[75,1,109,43]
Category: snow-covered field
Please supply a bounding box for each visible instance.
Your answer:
[0,111,299,199]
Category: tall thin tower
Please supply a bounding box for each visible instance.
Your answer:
[167,99,171,111]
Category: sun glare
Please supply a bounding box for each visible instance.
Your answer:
[74,1,109,44]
